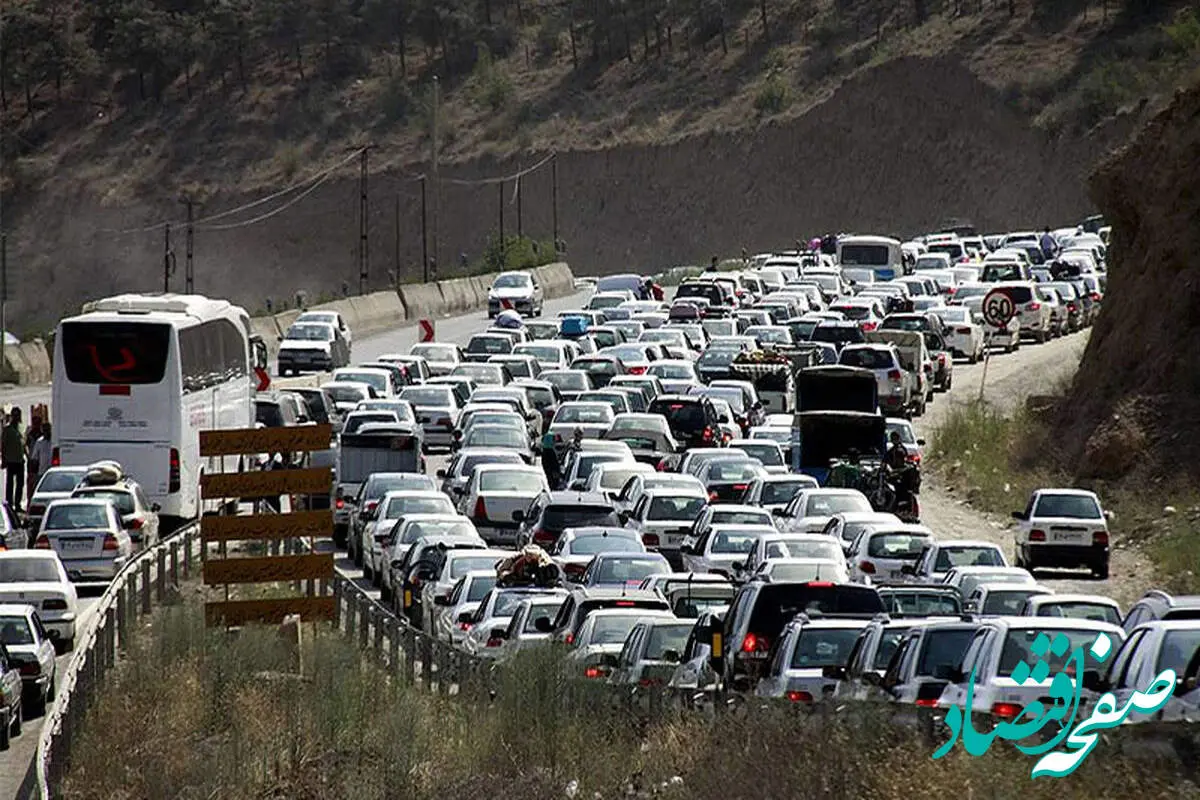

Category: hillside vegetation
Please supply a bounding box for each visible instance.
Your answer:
[3,0,1198,200]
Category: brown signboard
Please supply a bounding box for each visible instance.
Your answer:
[199,424,333,457]
[203,553,334,585]
[201,509,333,543]
[200,467,331,499]
[205,596,336,626]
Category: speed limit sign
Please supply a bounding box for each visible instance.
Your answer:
[982,288,1016,329]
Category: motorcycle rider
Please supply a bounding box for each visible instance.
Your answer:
[884,431,908,472]
[827,449,863,489]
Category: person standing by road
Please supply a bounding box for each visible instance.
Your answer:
[30,423,52,493]
[2,409,24,512]
[1039,227,1058,261]
[24,414,43,507]
[706,256,719,273]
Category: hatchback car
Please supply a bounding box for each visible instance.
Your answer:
[34,499,131,583]
[0,604,57,716]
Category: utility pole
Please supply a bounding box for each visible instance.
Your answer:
[516,177,523,239]
[393,193,400,290]
[551,153,559,253]
[163,223,175,293]
[431,76,440,274]
[420,177,428,283]
[0,235,7,382]
[180,197,198,293]
[355,145,376,296]
[498,180,505,264]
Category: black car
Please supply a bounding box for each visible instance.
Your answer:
[514,491,622,548]
[696,348,738,383]
[809,322,865,352]
[646,395,723,449]
[568,355,627,389]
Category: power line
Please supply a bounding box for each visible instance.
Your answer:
[440,152,557,186]
[194,166,341,231]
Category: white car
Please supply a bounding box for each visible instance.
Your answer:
[680,524,777,578]
[35,499,132,584]
[458,464,549,547]
[564,608,676,679]
[360,491,457,589]
[735,533,847,582]
[750,557,849,584]
[905,539,1008,584]
[778,489,874,534]
[493,595,570,662]
[296,309,353,346]
[431,570,497,646]
[624,487,710,558]
[964,582,1054,616]
[932,306,985,363]
[941,566,1036,601]
[1012,488,1110,579]
[408,342,463,377]
[0,553,78,652]
[645,360,701,394]
[846,524,936,583]
[463,587,569,658]
[0,604,57,716]
[488,271,544,317]
[320,381,376,414]
[584,461,657,501]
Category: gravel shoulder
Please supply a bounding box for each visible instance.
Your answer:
[911,331,1153,607]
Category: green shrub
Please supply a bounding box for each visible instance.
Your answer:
[379,73,412,125]
[754,73,789,115]
[1075,60,1146,127]
[471,49,515,112]
[1164,7,1200,56]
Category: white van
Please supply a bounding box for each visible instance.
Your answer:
[837,236,904,282]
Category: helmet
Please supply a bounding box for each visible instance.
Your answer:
[809,237,822,251]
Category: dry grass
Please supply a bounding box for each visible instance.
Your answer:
[60,585,1200,799]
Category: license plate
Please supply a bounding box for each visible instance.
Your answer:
[1052,531,1085,543]
[403,590,412,609]
[60,539,91,553]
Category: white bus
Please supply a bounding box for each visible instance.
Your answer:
[837,235,905,282]
[51,294,264,530]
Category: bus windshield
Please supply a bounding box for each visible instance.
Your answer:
[60,321,171,384]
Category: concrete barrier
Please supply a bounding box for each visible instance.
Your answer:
[542,262,576,298]
[469,275,494,312]
[274,309,302,336]
[438,278,476,315]
[398,284,447,321]
[345,292,406,337]
[19,342,51,384]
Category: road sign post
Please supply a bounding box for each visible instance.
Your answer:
[979,288,1017,401]
[418,319,435,343]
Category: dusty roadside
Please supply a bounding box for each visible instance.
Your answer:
[912,331,1153,607]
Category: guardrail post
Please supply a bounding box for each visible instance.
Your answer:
[115,587,127,652]
[127,573,138,622]
[358,597,370,650]
[104,608,116,669]
[331,580,341,629]
[170,540,179,587]
[344,585,354,636]
[404,626,416,686]
[390,618,401,675]
[421,632,432,689]
[183,530,192,577]
[373,611,385,662]
[141,561,152,615]
[156,548,167,602]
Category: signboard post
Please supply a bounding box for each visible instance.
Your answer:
[979,288,1017,401]
[418,319,435,343]
[199,424,335,627]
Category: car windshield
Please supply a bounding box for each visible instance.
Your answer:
[588,615,644,645]
[36,471,87,494]
[467,336,511,354]
[286,323,333,341]
[479,471,544,493]
[883,592,962,616]
[457,453,523,478]
[0,617,33,646]
[344,413,398,434]
[466,577,498,602]
[761,481,807,505]
[596,557,666,584]
[647,496,706,521]
[336,372,387,393]
[324,385,367,403]
[544,506,620,531]
[934,547,1004,571]
[648,364,694,379]
[767,539,842,561]
[556,405,613,425]
[712,510,770,526]
[45,504,110,530]
[1035,602,1121,626]
[867,533,931,559]
[384,496,454,519]
[400,520,477,544]
[1034,494,1102,519]
[1156,630,1200,675]
[646,624,693,660]
[886,424,916,445]
[465,428,526,449]
[0,558,60,583]
[790,628,861,668]
[998,628,1110,678]
[74,489,136,515]
[840,348,895,369]
[493,274,530,289]
[400,388,453,406]
[710,530,761,554]
[450,556,501,579]
[569,534,640,555]
[411,344,456,361]
[806,494,870,516]
[915,629,976,676]
[733,444,782,466]
[982,590,1046,616]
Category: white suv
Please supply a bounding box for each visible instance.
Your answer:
[1012,489,1110,579]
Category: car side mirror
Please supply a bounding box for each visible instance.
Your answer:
[1081,671,1107,693]
[617,510,630,524]
[963,600,978,613]
[569,480,586,491]
[1103,510,1114,522]
[436,469,448,479]
[731,561,745,572]
[598,653,620,668]
[533,616,553,633]
[679,544,693,555]
[150,503,161,513]
[661,648,681,664]
[718,415,730,423]
[862,671,883,687]
[1011,511,1025,521]
[511,509,525,523]
[490,627,508,641]
[900,564,915,576]
[916,438,926,447]
[456,611,474,624]
[772,508,787,517]
[823,665,848,680]
[433,594,452,607]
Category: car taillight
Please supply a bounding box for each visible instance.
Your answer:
[335,498,345,510]
[887,370,902,382]
[1093,531,1109,546]
[786,690,813,703]
[366,501,378,514]
[565,632,575,645]
[474,497,487,520]
[584,665,607,679]
[629,366,647,375]
[742,633,768,653]
[51,447,60,468]
[127,517,144,530]
[859,561,876,574]
[42,599,68,611]
[937,353,947,365]
[862,322,878,332]
[1030,530,1046,542]
[103,534,120,551]
[642,533,660,548]
[1067,303,1077,312]
[702,426,715,442]
[34,535,50,549]
[17,662,39,677]
[169,448,181,493]
[956,326,971,334]
[458,621,473,631]
[1090,292,1102,301]
[639,677,663,688]
[487,636,504,648]
[708,492,719,502]
[915,698,939,708]
[1027,302,1041,311]
[907,453,921,464]
[564,563,586,576]
[533,528,556,544]
[27,504,44,518]
[991,702,1021,720]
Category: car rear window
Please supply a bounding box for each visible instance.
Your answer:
[544,505,620,532]
[840,349,894,370]
[45,504,110,530]
[524,601,565,632]
[467,577,499,602]
[1034,494,1101,519]
[881,592,962,617]
[74,489,136,516]
[790,628,861,668]
[1034,602,1120,626]
[997,628,1109,677]
[934,547,1005,571]
[745,584,884,639]
[867,533,930,559]
[648,399,706,432]
[916,629,976,676]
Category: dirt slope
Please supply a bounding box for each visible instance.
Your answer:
[1061,80,1200,480]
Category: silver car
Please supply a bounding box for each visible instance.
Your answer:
[35,499,131,583]
[26,467,89,543]
[398,385,461,451]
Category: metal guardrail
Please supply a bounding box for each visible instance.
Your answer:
[26,523,202,800]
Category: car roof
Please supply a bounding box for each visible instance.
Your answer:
[47,498,112,508]
[0,551,61,562]
[708,504,771,513]
[933,540,1004,550]
[0,605,35,616]
[985,617,1122,633]
[790,617,871,630]
[563,527,639,538]
[1025,593,1118,607]
[545,491,613,505]
[1033,488,1100,497]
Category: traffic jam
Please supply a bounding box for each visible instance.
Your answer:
[258,223,1200,728]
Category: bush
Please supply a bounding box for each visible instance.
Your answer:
[481,234,557,272]
[471,49,515,111]
[1164,7,1200,56]
[754,73,789,115]
[1075,60,1146,127]
[378,74,412,125]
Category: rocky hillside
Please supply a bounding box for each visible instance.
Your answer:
[1061,76,1200,481]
